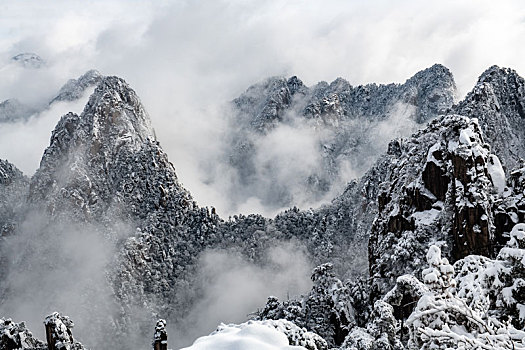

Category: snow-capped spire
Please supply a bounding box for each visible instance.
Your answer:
[80,75,156,144]
[29,76,187,222]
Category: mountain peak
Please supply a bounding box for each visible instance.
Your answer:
[475,65,525,103]
[402,63,457,123]
[10,53,45,68]
[456,65,525,172]
[424,63,451,74]
[51,69,103,104]
[406,63,455,87]
[81,75,156,144]
[478,65,518,82]
[328,77,352,92]
[286,76,305,95]
[30,76,159,217]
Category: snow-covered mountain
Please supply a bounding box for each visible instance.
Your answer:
[214,64,456,213]
[0,64,524,350]
[49,70,103,104]
[10,53,45,69]
[0,99,38,123]
[0,68,102,124]
[456,65,525,172]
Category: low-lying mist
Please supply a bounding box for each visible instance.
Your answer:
[198,100,421,217]
[170,242,313,349]
[2,1,525,349]
[0,87,95,175]
[0,199,314,349]
[0,211,119,344]
[3,0,525,214]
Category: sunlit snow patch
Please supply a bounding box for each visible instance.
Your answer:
[487,154,506,193]
[411,207,441,226]
[180,321,307,350]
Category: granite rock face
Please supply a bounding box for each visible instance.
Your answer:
[0,160,28,238]
[368,115,501,300]
[455,65,525,172]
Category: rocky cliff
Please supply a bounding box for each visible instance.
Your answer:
[455,65,525,172]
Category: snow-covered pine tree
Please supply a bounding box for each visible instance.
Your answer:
[407,245,520,349]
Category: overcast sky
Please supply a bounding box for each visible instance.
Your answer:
[1,0,525,210]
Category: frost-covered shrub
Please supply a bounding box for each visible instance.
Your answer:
[257,263,355,347]
[367,301,402,349]
[345,277,372,327]
[340,327,374,350]
[496,223,525,328]
[384,274,428,320]
[262,319,328,350]
[181,320,327,350]
[406,245,522,349]
[421,245,455,295]
[341,300,403,350]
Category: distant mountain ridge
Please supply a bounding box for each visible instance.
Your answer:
[219,64,457,212]
[0,68,102,123]
[11,53,45,69]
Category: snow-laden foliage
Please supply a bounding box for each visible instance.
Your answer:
[256,263,356,347]
[340,232,525,349]
[0,318,46,350]
[406,244,525,349]
[341,298,408,349]
[2,64,525,349]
